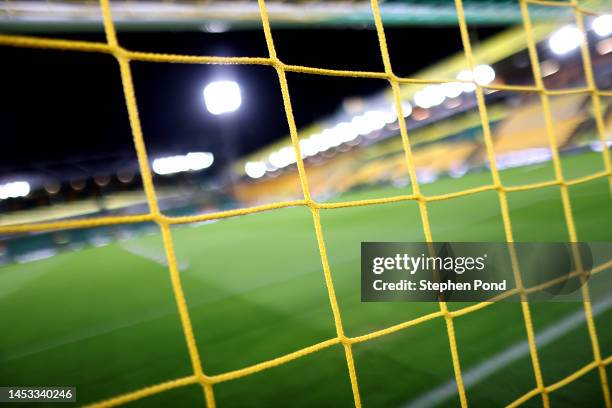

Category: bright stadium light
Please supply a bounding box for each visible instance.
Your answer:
[441,82,464,98]
[457,65,496,89]
[299,138,317,158]
[0,181,30,200]
[414,85,445,109]
[457,70,477,92]
[310,133,331,153]
[152,152,214,175]
[593,15,612,37]
[269,146,296,168]
[549,25,584,55]
[186,152,214,170]
[335,122,359,142]
[473,65,496,85]
[203,80,242,115]
[244,161,267,179]
[364,110,387,130]
[400,101,413,119]
[352,115,373,135]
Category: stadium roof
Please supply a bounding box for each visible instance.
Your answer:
[234,23,552,170]
[0,0,606,32]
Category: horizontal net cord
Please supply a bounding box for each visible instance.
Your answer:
[507,355,612,408]
[84,258,612,408]
[2,34,612,98]
[86,375,199,408]
[86,354,612,408]
[1,0,611,405]
[1,169,610,234]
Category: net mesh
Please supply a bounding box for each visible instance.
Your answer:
[0,0,611,407]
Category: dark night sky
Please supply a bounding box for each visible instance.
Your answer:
[0,25,504,180]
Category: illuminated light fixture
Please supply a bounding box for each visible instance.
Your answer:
[352,115,372,135]
[549,25,584,55]
[457,64,495,91]
[44,181,61,195]
[307,134,323,154]
[444,98,462,109]
[335,122,359,143]
[597,37,612,55]
[326,127,344,148]
[457,70,477,92]
[299,138,316,158]
[384,101,413,123]
[186,152,214,170]
[0,181,31,199]
[70,179,86,191]
[401,101,413,118]
[363,110,387,130]
[474,65,496,85]
[117,171,135,183]
[203,22,229,33]
[310,133,331,154]
[441,82,464,98]
[203,80,242,115]
[94,175,111,187]
[152,152,214,175]
[540,60,560,77]
[343,97,365,114]
[244,161,267,179]
[269,146,296,168]
[414,85,445,109]
[412,108,431,121]
[327,126,343,146]
[593,15,612,37]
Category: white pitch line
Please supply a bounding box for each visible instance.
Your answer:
[404,294,612,408]
[120,242,189,271]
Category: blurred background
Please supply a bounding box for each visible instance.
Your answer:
[0,0,611,260]
[1,1,611,407]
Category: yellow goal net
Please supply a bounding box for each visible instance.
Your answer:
[0,0,611,407]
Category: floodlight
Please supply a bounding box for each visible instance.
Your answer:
[593,15,612,37]
[385,101,413,122]
[0,181,30,200]
[299,138,317,157]
[269,147,296,168]
[441,82,464,98]
[549,26,584,55]
[244,161,267,179]
[152,152,214,175]
[414,85,445,109]
[457,70,477,92]
[203,80,242,115]
[456,64,495,91]
[186,152,214,170]
[473,65,496,85]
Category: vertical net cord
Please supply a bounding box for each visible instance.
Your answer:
[369,1,469,406]
[0,1,603,406]
[520,2,611,406]
[98,1,215,406]
[255,1,363,406]
[572,3,612,197]
[572,5,612,406]
[454,0,551,406]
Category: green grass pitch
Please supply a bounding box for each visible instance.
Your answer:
[1,151,611,407]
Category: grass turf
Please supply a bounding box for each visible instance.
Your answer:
[0,150,611,407]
